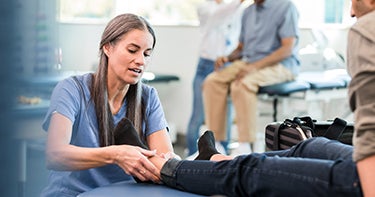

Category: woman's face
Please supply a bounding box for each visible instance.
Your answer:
[104,29,154,85]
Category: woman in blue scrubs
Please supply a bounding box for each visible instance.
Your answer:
[41,13,176,197]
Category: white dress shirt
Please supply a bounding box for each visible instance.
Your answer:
[197,0,243,60]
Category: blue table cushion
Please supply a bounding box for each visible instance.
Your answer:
[307,79,346,90]
[258,80,311,96]
[297,70,349,90]
[77,181,206,197]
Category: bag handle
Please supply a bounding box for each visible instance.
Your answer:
[285,119,310,140]
[293,116,315,131]
[323,117,347,140]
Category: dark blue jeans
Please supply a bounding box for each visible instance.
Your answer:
[161,137,362,197]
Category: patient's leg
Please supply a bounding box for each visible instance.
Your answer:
[264,137,353,160]
[113,125,233,182]
[149,131,233,180]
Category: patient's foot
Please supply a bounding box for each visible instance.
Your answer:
[195,130,220,160]
[114,118,151,183]
[114,117,147,149]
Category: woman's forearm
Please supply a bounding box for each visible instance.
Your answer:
[46,145,116,171]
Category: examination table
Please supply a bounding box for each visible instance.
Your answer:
[77,180,206,197]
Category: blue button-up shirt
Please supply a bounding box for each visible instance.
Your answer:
[240,0,300,75]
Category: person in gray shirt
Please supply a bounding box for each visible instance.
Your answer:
[347,0,375,196]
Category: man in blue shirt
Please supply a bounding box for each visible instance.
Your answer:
[202,0,300,156]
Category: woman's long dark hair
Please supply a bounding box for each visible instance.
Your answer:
[91,13,156,147]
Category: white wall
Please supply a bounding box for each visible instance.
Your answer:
[58,23,349,135]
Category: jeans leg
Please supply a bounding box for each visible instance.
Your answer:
[265,137,353,160]
[161,153,361,197]
[186,73,205,155]
[186,58,214,155]
[220,97,233,153]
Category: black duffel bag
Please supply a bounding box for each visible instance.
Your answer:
[265,116,353,151]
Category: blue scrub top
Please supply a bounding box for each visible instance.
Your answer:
[41,73,169,197]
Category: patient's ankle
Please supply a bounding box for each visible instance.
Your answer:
[210,154,233,161]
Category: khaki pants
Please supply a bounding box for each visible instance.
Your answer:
[202,60,294,143]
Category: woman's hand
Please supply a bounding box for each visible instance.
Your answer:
[112,145,161,183]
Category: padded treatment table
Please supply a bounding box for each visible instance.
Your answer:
[258,80,311,96]
[297,71,347,90]
[258,69,351,121]
[258,80,311,121]
[142,71,180,83]
[77,181,207,197]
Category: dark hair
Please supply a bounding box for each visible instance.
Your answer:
[91,13,156,147]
